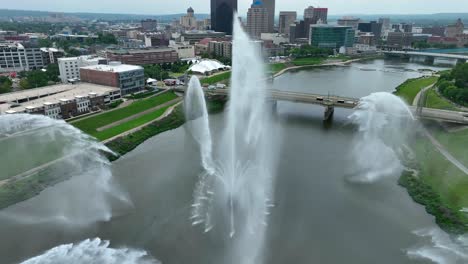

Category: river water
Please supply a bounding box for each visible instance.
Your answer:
[0,59,451,263]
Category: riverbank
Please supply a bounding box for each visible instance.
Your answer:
[105,98,227,161]
[272,55,384,78]
[394,77,468,234]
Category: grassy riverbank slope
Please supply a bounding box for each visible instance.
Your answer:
[402,135,468,234]
[394,76,438,104]
[73,92,178,141]
[106,98,226,160]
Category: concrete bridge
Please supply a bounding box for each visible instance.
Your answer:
[383,50,468,65]
[205,88,468,124]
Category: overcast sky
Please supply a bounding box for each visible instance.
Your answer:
[6,0,468,15]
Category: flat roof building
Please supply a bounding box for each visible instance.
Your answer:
[0,83,121,119]
[309,25,355,49]
[80,62,145,95]
[104,47,178,65]
[58,55,107,83]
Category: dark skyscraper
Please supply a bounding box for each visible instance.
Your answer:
[211,0,238,35]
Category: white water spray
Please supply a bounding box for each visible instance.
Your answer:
[348,92,414,182]
[185,76,215,174]
[407,228,468,264]
[0,114,130,225]
[20,238,160,264]
[186,16,276,264]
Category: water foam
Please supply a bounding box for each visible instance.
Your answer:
[21,238,159,264]
[407,228,468,264]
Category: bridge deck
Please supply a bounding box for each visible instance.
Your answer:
[202,88,468,125]
[383,51,468,60]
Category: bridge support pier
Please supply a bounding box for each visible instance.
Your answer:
[268,100,277,113]
[324,106,334,121]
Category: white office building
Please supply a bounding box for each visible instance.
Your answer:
[58,55,106,83]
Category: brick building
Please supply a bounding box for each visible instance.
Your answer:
[80,62,145,95]
[103,48,178,65]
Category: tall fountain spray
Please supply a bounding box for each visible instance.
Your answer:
[185,76,214,174]
[348,92,414,182]
[0,114,130,225]
[187,16,276,264]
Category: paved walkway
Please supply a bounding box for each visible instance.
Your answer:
[102,101,183,144]
[422,128,468,175]
[96,98,182,132]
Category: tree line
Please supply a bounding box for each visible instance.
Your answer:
[437,63,468,105]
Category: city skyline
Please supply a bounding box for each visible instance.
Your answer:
[4,0,468,16]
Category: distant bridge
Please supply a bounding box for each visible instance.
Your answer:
[210,89,468,124]
[383,50,468,64]
[175,87,468,124]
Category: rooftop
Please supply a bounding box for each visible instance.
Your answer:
[81,63,143,73]
[0,84,75,103]
[1,83,120,114]
[107,47,176,54]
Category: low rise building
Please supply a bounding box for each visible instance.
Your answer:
[103,47,178,65]
[58,55,107,83]
[144,33,169,47]
[208,40,232,58]
[386,32,413,49]
[0,83,121,119]
[260,33,289,45]
[80,62,145,95]
[181,31,227,44]
[169,41,195,59]
[40,48,65,64]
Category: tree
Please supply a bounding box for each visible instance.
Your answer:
[38,38,53,48]
[97,33,117,44]
[19,79,30,89]
[451,63,468,88]
[23,70,49,89]
[0,76,12,94]
[46,64,60,83]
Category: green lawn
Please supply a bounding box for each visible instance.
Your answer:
[425,88,459,111]
[269,63,287,74]
[201,71,231,85]
[412,137,468,230]
[73,92,177,135]
[292,57,325,66]
[394,76,438,105]
[94,105,172,141]
[433,128,468,168]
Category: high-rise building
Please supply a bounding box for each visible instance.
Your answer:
[304,6,314,19]
[309,25,355,48]
[378,18,390,31]
[337,17,361,29]
[262,0,276,32]
[445,18,464,38]
[358,21,383,41]
[180,7,197,29]
[304,6,328,24]
[211,0,238,34]
[141,19,158,32]
[247,1,269,38]
[279,11,297,35]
